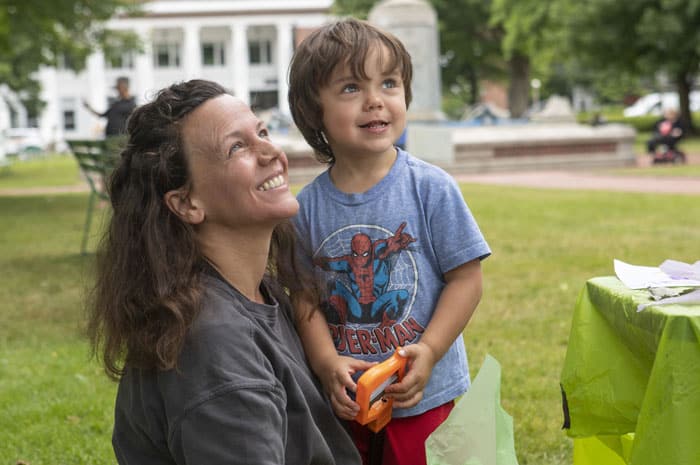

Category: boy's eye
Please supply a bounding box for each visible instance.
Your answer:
[258,128,270,139]
[382,79,398,89]
[341,84,359,93]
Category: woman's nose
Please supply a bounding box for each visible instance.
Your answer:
[256,138,282,164]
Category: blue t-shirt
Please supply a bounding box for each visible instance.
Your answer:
[293,149,491,417]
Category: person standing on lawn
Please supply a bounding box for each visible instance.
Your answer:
[87,79,360,465]
[288,18,491,465]
[83,76,137,138]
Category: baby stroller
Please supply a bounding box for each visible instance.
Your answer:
[650,144,687,164]
[647,111,687,164]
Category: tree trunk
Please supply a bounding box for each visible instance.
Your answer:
[508,53,530,118]
[676,72,695,134]
[468,69,480,106]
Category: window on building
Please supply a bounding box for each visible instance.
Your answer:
[153,42,181,68]
[9,107,19,128]
[62,98,77,130]
[63,110,76,130]
[56,53,78,71]
[250,90,278,111]
[106,51,135,69]
[202,42,226,66]
[248,40,272,65]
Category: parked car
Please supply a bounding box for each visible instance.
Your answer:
[623,91,700,117]
[2,127,46,158]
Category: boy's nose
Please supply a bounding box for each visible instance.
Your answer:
[365,93,384,111]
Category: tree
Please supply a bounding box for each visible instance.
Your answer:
[489,0,556,118]
[431,0,504,112]
[333,0,504,118]
[331,0,377,17]
[560,0,700,132]
[0,0,140,119]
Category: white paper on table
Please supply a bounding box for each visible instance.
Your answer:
[637,289,700,312]
[614,259,700,289]
[660,259,700,281]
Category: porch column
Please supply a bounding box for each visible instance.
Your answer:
[134,26,155,102]
[275,21,293,116]
[231,23,250,105]
[183,23,202,80]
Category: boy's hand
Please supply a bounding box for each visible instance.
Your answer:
[318,355,376,420]
[384,343,437,409]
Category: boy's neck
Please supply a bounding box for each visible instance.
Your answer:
[330,147,398,194]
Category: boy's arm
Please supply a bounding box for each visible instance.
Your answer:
[386,258,483,408]
[295,300,374,419]
[295,302,338,377]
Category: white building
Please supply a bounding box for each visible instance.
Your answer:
[36,0,332,145]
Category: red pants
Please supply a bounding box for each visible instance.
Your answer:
[349,401,454,465]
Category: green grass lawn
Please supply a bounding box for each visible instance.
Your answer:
[0,154,82,189]
[608,163,700,177]
[1,183,699,464]
[0,194,115,464]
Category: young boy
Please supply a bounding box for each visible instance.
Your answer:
[288,18,491,465]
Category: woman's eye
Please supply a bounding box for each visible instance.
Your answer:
[228,142,244,157]
[341,84,359,94]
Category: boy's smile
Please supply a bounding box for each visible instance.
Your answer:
[318,45,407,164]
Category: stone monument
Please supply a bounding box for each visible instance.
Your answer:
[530,95,577,123]
[369,0,444,121]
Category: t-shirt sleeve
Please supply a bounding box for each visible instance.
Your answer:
[292,190,315,273]
[428,174,491,274]
[171,386,287,465]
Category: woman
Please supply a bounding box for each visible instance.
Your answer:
[87,79,360,465]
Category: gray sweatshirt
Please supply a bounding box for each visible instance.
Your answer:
[112,270,360,465]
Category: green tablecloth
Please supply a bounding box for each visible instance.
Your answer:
[560,276,700,465]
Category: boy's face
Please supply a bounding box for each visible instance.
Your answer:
[318,45,407,163]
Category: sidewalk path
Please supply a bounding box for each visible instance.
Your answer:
[454,170,700,195]
[455,153,700,195]
[0,184,89,196]
[1,157,699,196]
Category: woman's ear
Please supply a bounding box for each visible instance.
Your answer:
[164,188,205,225]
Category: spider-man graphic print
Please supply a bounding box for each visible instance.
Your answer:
[314,222,425,356]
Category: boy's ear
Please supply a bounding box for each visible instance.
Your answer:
[164,188,205,225]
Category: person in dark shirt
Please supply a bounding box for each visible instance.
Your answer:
[83,76,137,137]
[647,107,685,155]
[86,79,361,465]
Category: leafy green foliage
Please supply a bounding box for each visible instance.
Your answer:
[332,0,505,114]
[331,0,377,18]
[558,0,700,131]
[432,0,504,107]
[0,0,141,117]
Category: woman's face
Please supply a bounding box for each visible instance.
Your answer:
[181,94,299,231]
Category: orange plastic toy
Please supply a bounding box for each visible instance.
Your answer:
[354,349,407,432]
